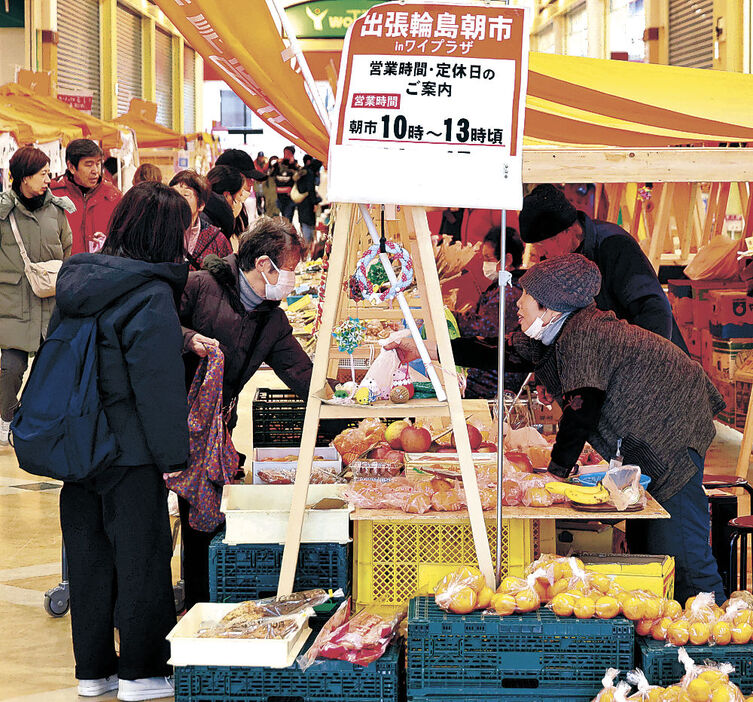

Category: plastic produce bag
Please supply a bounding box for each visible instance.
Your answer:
[434,565,493,614]
[316,607,405,666]
[625,669,665,701]
[198,611,309,640]
[602,464,645,511]
[678,648,743,701]
[219,589,340,624]
[359,346,402,399]
[492,573,543,615]
[684,236,745,281]
[591,668,629,702]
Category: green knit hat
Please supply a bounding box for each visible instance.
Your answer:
[520,254,601,312]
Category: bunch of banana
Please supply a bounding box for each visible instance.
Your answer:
[545,481,611,505]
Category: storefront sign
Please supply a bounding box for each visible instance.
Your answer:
[57,92,94,114]
[328,1,530,209]
[285,0,381,38]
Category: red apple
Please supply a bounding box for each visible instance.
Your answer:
[385,420,410,450]
[400,425,432,453]
[450,423,483,451]
[477,442,498,453]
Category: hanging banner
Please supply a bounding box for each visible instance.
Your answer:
[152,0,329,162]
[328,1,529,209]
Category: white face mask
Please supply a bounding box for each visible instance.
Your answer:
[523,315,546,340]
[482,261,499,281]
[261,258,296,300]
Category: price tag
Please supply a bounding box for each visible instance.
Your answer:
[328,1,530,209]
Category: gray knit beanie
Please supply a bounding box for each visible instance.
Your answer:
[520,254,601,312]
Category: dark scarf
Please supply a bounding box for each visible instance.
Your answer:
[12,185,47,212]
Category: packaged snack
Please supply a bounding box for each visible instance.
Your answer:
[219,589,338,624]
[198,611,308,640]
[297,598,351,671]
[317,607,405,666]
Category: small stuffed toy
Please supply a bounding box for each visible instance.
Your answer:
[390,365,414,404]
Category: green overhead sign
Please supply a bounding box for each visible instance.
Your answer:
[285,0,381,39]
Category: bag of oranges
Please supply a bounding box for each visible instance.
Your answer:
[625,669,665,701]
[716,598,753,646]
[492,572,544,615]
[677,648,743,702]
[591,668,630,702]
[434,566,494,615]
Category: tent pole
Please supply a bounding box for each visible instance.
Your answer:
[496,209,507,583]
[269,0,332,134]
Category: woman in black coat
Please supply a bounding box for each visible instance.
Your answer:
[53,183,190,701]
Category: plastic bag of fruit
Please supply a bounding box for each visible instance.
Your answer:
[661,592,718,647]
[625,669,665,701]
[501,470,526,506]
[677,647,742,702]
[591,668,631,702]
[491,572,544,615]
[316,606,405,666]
[297,598,351,671]
[434,566,494,614]
[717,598,753,646]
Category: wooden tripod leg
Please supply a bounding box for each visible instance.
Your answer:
[277,204,353,596]
[409,206,495,588]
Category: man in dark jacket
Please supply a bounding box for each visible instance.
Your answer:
[294,154,322,245]
[272,145,299,222]
[518,184,688,352]
[178,216,312,607]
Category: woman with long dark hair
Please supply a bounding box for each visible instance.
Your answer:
[53,182,190,701]
[0,146,73,444]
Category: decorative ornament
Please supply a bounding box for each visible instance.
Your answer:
[347,273,365,302]
[333,317,366,383]
[637,185,652,202]
[312,228,333,337]
[390,364,415,404]
[367,260,389,287]
[354,386,372,405]
[354,241,414,305]
[389,385,411,404]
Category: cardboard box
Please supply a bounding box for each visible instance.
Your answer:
[712,375,736,426]
[734,367,753,431]
[710,290,753,339]
[680,324,701,362]
[710,338,753,381]
[667,279,693,326]
[556,521,615,556]
[701,329,714,376]
[690,279,746,332]
[580,553,675,599]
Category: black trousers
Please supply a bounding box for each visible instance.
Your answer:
[178,495,222,609]
[0,348,28,421]
[60,466,176,680]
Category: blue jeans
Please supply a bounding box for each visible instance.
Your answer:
[626,449,726,605]
[277,194,296,221]
[300,222,314,243]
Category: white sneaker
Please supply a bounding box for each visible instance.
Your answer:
[0,419,10,445]
[118,676,174,701]
[78,675,119,697]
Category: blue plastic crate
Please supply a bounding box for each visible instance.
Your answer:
[407,596,634,699]
[209,533,350,603]
[639,637,753,690]
[408,696,592,702]
[174,639,402,702]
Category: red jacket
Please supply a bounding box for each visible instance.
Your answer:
[50,174,122,254]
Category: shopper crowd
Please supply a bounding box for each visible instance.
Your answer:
[0,142,729,699]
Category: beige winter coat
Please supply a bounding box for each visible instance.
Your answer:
[0,189,73,352]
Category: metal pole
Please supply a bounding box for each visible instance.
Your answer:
[496,210,507,582]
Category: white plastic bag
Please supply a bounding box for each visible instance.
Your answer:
[359,348,402,399]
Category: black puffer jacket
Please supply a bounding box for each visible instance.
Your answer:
[52,253,189,472]
[201,192,235,240]
[180,254,312,407]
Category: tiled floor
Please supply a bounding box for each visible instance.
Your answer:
[0,372,750,700]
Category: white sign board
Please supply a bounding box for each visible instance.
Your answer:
[328,1,530,210]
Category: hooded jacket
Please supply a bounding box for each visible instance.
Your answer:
[0,189,73,352]
[50,173,121,254]
[180,254,312,409]
[52,254,189,472]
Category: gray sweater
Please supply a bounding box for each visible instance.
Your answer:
[511,305,724,502]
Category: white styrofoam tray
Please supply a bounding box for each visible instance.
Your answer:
[167,603,312,668]
[220,484,352,545]
[252,447,342,485]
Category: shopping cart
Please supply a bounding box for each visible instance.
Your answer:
[44,521,185,617]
